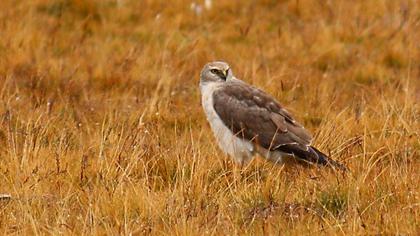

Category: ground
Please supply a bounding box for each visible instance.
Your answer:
[0,0,419,235]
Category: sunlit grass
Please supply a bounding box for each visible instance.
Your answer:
[0,0,419,235]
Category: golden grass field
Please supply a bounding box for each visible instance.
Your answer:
[0,0,419,235]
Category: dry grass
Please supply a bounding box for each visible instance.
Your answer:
[0,0,419,235]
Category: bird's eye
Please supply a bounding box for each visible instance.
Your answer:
[210,69,218,74]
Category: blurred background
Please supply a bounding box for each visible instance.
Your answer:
[0,0,419,235]
[0,1,419,119]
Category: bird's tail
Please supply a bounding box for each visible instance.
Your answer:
[308,146,348,171]
[275,144,348,171]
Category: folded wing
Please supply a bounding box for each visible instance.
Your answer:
[213,81,312,152]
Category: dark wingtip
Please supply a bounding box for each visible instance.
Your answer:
[310,146,348,172]
[274,144,348,171]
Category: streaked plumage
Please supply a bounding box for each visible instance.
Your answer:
[199,61,346,170]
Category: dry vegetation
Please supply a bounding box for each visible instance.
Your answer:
[0,0,419,235]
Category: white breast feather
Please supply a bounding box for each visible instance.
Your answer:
[200,82,254,164]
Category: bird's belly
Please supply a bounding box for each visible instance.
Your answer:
[207,116,254,163]
[200,83,254,164]
[255,145,295,165]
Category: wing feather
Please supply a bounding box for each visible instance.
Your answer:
[213,81,312,151]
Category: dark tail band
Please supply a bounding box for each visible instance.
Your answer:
[309,146,348,171]
[276,144,348,171]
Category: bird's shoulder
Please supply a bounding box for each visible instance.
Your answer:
[212,79,313,149]
[214,80,295,123]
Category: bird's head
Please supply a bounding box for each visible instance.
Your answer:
[200,61,233,84]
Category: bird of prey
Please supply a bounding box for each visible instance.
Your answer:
[199,61,346,170]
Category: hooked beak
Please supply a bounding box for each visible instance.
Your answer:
[223,68,229,80]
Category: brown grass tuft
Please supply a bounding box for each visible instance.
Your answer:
[0,0,419,235]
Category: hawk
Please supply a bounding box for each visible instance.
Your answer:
[199,61,346,170]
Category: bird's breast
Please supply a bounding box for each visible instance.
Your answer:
[200,82,254,163]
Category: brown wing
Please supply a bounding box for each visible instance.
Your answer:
[213,80,312,151]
